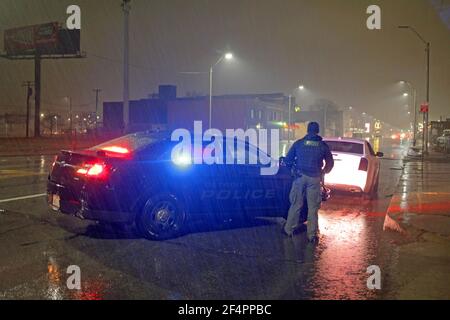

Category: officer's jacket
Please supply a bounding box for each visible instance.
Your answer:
[285,134,334,177]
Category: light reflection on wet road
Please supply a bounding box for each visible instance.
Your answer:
[0,141,407,299]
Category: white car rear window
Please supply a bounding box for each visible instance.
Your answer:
[325,141,364,155]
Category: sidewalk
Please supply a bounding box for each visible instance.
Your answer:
[382,150,450,299]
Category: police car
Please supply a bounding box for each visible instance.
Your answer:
[323,137,383,198]
[47,131,293,240]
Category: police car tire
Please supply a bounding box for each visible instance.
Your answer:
[136,194,186,240]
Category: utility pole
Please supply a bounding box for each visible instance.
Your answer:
[22,81,34,138]
[93,88,102,129]
[34,54,41,137]
[425,42,430,154]
[122,0,131,132]
[412,87,417,146]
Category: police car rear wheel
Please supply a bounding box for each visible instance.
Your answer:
[137,195,186,240]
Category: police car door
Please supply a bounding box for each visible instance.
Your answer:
[230,140,290,216]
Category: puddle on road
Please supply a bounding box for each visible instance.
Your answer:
[310,210,379,299]
[46,255,106,300]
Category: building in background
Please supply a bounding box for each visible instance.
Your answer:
[103,85,175,135]
[102,85,353,156]
[430,118,450,144]
[290,99,343,139]
[342,107,402,140]
[167,92,289,135]
[103,86,292,138]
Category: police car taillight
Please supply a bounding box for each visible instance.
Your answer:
[358,158,369,171]
[77,163,108,178]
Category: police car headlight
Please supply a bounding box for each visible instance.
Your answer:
[173,154,192,166]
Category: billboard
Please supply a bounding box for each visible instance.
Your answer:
[4,22,80,56]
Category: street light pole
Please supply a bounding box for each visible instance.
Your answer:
[398,25,430,154]
[413,87,417,146]
[286,85,305,146]
[208,52,233,129]
[288,95,292,147]
[425,42,430,154]
[209,66,213,130]
[122,0,131,132]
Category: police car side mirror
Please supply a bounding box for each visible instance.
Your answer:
[376,152,384,158]
[279,156,287,167]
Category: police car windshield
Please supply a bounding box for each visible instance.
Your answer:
[325,141,364,155]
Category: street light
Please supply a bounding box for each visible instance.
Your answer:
[224,53,233,60]
[399,80,418,146]
[398,25,430,154]
[209,52,233,129]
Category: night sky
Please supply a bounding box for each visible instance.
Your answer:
[0,0,449,129]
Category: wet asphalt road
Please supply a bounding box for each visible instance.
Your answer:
[0,141,407,299]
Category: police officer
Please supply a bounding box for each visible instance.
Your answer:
[283,122,334,242]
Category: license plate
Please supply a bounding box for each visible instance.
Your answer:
[50,194,60,210]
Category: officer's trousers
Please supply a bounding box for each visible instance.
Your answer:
[284,174,322,239]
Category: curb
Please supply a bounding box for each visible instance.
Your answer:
[0,151,60,158]
[0,145,96,158]
[383,154,408,234]
[383,196,407,234]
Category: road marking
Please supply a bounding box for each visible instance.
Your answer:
[0,169,47,180]
[0,193,46,203]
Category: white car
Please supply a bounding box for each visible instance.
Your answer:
[323,137,383,198]
[436,129,450,152]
